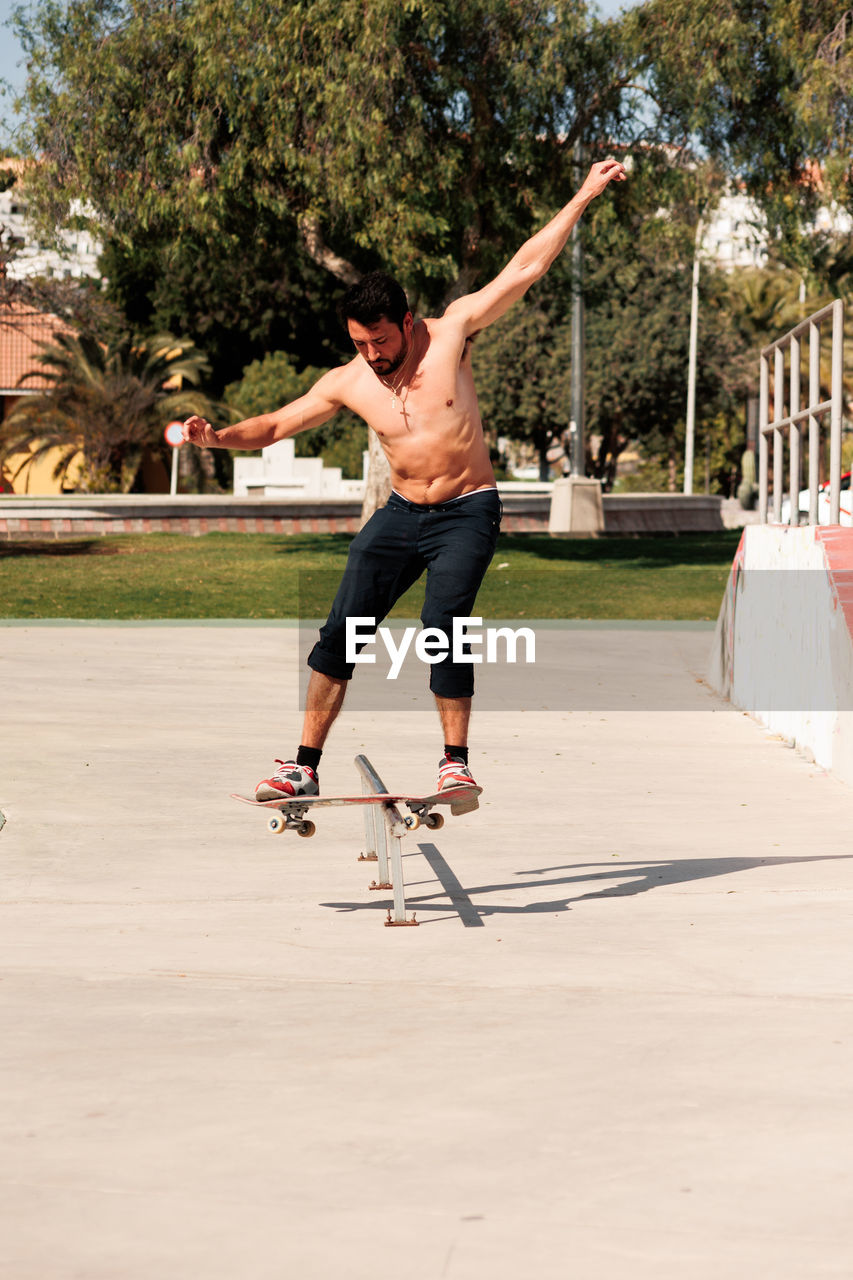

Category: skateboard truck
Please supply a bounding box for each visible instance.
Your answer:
[268,810,316,838]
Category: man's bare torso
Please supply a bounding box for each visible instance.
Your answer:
[335,317,495,505]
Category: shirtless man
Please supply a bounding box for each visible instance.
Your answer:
[183,158,626,798]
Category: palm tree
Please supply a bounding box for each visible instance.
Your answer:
[0,328,217,492]
[724,268,805,350]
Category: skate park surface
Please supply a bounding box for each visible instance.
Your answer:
[2,623,852,1280]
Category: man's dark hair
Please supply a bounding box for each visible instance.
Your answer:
[341,271,410,331]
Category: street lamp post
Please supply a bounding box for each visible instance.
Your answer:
[568,141,581,481]
[570,139,585,477]
[684,218,702,496]
[568,215,581,481]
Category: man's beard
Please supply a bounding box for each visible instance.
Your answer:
[370,337,409,377]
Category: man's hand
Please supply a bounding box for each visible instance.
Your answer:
[579,158,628,200]
[182,415,219,448]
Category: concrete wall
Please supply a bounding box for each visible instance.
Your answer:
[604,493,724,534]
[0,490,731,538]
[708,523,853,785]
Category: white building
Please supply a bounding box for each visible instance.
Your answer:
[700,188,853,272]
[0,158,101,280]
[701,192,769,270]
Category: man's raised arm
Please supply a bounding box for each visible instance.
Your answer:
[182,366,345,451]
[444,158,626,336]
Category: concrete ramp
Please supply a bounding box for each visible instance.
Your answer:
[709,523,853,784]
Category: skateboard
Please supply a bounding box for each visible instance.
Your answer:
[231,786,481,836]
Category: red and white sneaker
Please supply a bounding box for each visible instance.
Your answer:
[436,753,478,793]
[255,760,319,801]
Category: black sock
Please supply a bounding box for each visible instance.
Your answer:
[297,745,322,772]
[444,745,468,764]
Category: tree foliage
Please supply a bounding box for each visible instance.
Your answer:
[98,217,350,392]
[471,295,572,475]
[0,182,124,340]
[15,0,641,308]
[474,146,751,488]
[627,0,853,251]
[14,0,851,502]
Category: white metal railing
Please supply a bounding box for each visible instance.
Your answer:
[758,299,845,525]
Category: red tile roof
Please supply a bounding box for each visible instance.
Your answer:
[0,302,66,394]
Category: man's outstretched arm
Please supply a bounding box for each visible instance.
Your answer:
[444,159,626,335]
[182,367,345,450]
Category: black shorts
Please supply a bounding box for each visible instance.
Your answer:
[307,488,502,698]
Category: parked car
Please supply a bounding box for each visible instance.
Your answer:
[778,472,852,526]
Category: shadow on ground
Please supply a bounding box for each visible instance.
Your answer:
[497,531,742,568]
[0,540,123,557]
[322,850,853,926]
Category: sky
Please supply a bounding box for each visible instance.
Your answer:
[0,0,27,149]
[0,0,641,150]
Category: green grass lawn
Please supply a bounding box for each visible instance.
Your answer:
[0,531,742,620]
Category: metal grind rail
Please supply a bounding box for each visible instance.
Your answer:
[354,754,418,927]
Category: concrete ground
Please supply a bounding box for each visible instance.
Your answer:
[2,623,852,1280]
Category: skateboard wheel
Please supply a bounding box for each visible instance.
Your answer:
[424,812,444,830]
[404,813,421,831]
[268,814,286,834]
[297,821,316,838]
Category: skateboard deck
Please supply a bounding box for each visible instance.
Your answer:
[231,785,481,835]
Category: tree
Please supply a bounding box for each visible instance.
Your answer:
[0,328,215,491]
[0,167,125,340]
[471,300,572,478]
[15,0,640,306]
[473,145,752,491]
[98,217,350,393]
[12,0,657,514]
[625,0,853,251]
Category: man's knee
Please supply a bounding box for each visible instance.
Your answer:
[307,641,356,682]
[429,662,475,699]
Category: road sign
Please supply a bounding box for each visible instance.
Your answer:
[164,421,184,494]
